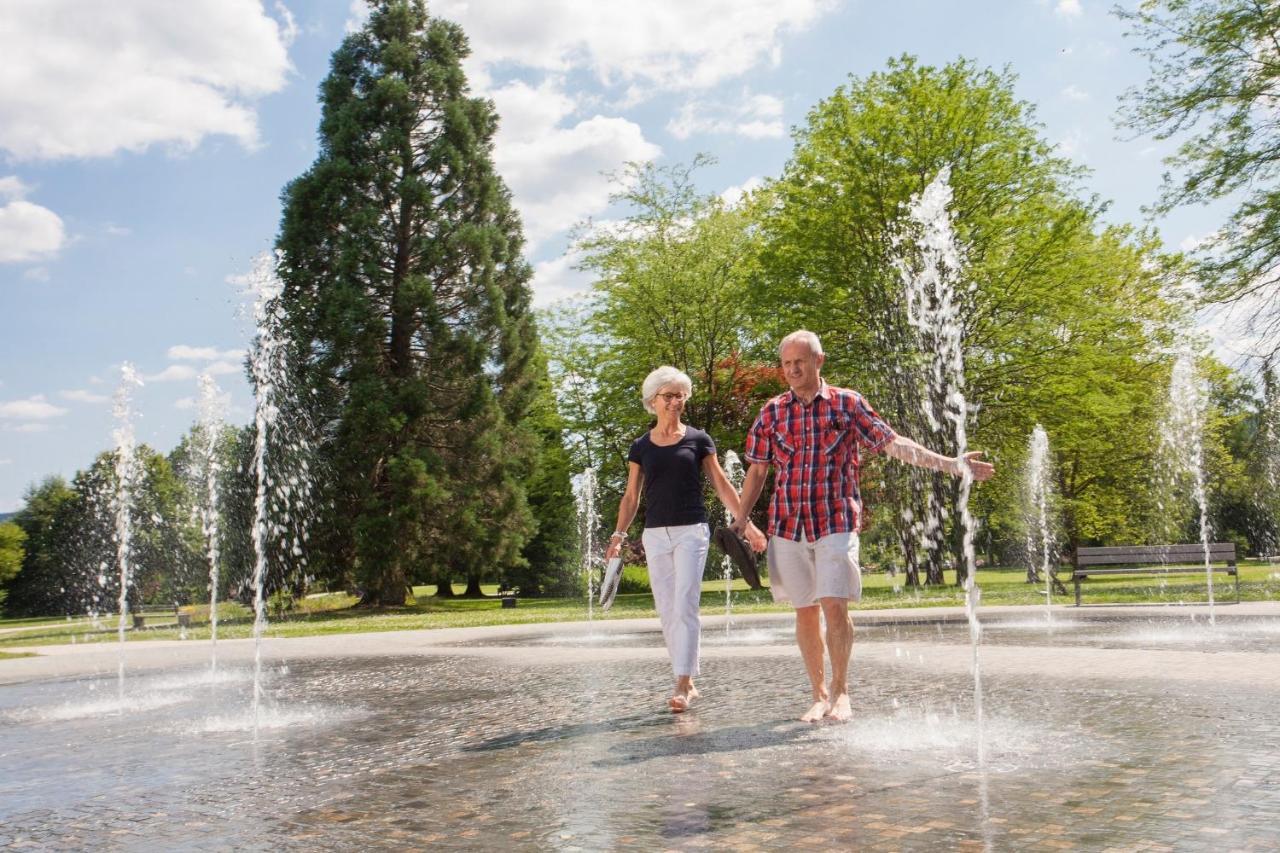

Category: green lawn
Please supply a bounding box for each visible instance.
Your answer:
[1,562,1276,651]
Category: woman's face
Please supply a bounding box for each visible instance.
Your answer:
[654,383,687,417]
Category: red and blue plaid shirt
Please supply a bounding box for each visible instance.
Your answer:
[744,381,897,541]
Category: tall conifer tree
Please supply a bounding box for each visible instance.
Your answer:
[275,0,543,605]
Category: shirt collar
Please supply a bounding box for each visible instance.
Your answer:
[782,380,832,407]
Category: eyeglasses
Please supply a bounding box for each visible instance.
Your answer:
[657,392,686,403]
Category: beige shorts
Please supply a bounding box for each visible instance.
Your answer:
[767,530,861,607]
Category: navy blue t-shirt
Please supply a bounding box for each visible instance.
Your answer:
[627,426,717,528]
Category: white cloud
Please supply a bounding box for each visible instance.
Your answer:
[3,423,52,434]
[432,0,836,92]
[1061,84,1089,102]
[104,224,132,237]
[1179,232,1212,253]
[204,360,243,376]
[667,93,785,140]
[345,0,370,33]
[144,365,199,383]
[530,250,594,306]
[1055,128,1088,161]
[59,389,110,404]
[1054,0,1083,18]
[496,111,660,249]
[167,344,244,361]
[0,395,68,420]
[0,0,296,161]
[0,175,65,263]
[720,176,766,206]
[0,177,30,201]
[477,78,660,251]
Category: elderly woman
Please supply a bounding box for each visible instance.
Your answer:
[605,365,766,712]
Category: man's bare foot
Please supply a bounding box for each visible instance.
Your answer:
[826,693,852,722]
[800,700,830,722]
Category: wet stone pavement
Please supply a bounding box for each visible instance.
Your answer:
[1,613,1278,850]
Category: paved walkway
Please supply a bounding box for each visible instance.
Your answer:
[3,602,1277,686]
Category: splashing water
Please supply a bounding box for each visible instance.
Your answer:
[1025,426,1058,616]
[245,253,292,735]
[896,167,987,779]
[1159,347,1215,625]
[197,373,225,674]
[111,363,144,700]
[575,467,601,621]
[722,450,746,636]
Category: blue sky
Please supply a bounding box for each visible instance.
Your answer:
[0,0,1241,512]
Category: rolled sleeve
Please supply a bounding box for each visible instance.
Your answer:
[851,395,897,453]
[744,412,773,465]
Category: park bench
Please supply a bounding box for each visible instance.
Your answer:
[1071,543,1239,606]
[131,604,188,629]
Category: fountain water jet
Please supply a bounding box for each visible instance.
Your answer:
[895,166,990,834]
[574,467,601,621]
[1024,426,1058,616]
[1159,347,1216,625]
[111,363,144,700]
[196,373,225,674]
[244,253,294,734]
[721,450,746,637]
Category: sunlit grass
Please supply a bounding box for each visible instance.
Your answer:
[0,561,1275,650]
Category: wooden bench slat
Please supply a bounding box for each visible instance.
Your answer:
[1077,544,1235,558]
[1072,566,1237,577]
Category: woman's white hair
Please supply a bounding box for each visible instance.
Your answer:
[778,329,824,359]
[641,365,693,414]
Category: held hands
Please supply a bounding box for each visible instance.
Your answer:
[732,517,768,553]
[958,451,995,482]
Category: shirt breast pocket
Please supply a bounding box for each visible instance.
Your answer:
[772,428,797,463]
[821,412,853,458]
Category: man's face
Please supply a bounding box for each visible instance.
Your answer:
[780,341,824,394]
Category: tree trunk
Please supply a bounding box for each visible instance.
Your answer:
[435,578,455,598]
[462,574,486,598]
[925,473,947,586]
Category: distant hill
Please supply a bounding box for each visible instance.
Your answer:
[0,512,15,523]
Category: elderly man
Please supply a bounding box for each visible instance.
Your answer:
[733,330,994,722]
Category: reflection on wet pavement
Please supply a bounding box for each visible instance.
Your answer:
[1,614,1278,850]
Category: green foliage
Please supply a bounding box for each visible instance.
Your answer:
[0,522,26,592]
[274,0,553,605]
[548,159,784,529]
[1118,0,1280,357]
[760,55,1182,579]
[3,477,78,616]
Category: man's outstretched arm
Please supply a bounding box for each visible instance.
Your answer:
[882,436,995,481]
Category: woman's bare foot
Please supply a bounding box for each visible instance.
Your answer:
[669,679,699,713]
[800,699,830,722]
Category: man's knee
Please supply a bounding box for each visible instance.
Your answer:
[795,604,821,629]
[818,596,850,616]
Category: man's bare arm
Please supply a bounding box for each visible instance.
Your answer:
[882,436,995,481]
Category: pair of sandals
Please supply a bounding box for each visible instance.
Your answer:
[597,526,763,610]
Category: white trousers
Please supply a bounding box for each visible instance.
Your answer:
[642,523,710,677]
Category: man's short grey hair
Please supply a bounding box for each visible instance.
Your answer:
[779,329,824,359]
[641,366,693,414]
